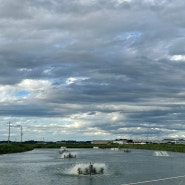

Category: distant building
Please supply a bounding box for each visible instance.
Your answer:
[113,139,127,145]
[162,139,176,144]
[91,140,112,145]
[113,139,134,144]
[176,139,185,144]
[162,138,185,144]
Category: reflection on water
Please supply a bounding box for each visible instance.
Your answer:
[0,148,185,185]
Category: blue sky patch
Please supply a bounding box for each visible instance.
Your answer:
[15,91,29,97]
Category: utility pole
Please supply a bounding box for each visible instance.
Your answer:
[8,121,10,143]
[21,126,23,143]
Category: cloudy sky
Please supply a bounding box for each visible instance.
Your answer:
[1,0,185,142]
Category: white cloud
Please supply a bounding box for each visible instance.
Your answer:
[0,79,53,104]
[169,55,185,62]
[65,77,88,85]
[18,79,52,91]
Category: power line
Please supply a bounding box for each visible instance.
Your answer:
[7,122,23,143]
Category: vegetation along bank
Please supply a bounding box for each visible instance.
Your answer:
[0,142,185,155]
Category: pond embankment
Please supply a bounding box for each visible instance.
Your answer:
[1,143,185,154]
[0,143,34,154]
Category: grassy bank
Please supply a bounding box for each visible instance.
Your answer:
[119,143,185,153]
[0,143,34,154]
[0,143,92,154]
[0,143,185,154]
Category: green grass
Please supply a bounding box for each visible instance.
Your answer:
[0,143,185,155]
[118,143,185,153]
[0,143,34,154]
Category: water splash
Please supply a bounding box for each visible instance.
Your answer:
[60,152,77,158]
[65,163,107,175]
[153,151,169,157]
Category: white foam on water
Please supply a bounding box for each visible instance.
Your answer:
[65,163,107,175]
[153,151,169,157]
[111,148,119,151]
[60,152,77,159]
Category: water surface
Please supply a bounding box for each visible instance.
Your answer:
[0,148,185,185]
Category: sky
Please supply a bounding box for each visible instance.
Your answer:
[1,0,185,142]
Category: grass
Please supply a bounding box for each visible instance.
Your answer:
[0,143,185,155]
[0,143,34,154]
